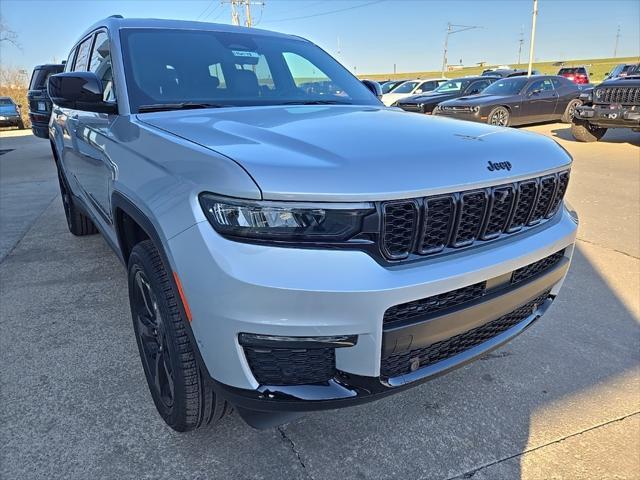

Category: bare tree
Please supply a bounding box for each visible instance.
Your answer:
[0,19,20,49]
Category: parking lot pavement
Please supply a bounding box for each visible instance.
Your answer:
[1,124,639,480]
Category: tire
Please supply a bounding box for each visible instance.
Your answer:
[570,119,607,142]
[128,240,230,432]
[561,99,582,123]
[488,106,510,127]
[56,169,98,236]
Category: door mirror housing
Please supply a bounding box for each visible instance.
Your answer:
[361,80,382,99]
[48,72,117,114]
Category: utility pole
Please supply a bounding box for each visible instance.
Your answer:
[223,0,264,27]
[441,22,482,78]
[527,0,538,76]
[614,25,620,57]
[517,25,524,66]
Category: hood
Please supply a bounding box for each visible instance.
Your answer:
[441,94,516,107]
[139,105,571,202]
[399,92,457,105]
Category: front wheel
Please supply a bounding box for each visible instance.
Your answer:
[570,119,607,142]
[128,240,230,432]
[561,99,582,123]
[488,106,510,127]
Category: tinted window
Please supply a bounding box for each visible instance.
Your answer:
[434,79,470,93]
[482,77,529,95]
[392,81,419,93]
[89,31,116,102]
[0,98,14,105]
[29,65,64,90]
[551,77,570,89]
[466,79,492,93]
[558,67,587,75]
[120,29,378,112]
[74,36,93,72]
[528,78,554,93]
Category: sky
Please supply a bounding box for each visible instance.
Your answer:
[1,0,639,77]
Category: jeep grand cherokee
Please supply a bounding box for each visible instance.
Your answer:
[48,17,578,431]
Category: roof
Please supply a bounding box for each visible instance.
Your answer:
[77,16,300,44]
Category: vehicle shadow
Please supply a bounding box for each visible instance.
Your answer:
[550,125,640,145]
[2,200,638,480]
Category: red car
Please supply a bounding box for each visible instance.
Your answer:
[557,66,590,85]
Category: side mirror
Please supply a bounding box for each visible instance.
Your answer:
[48,72,117,114]
[361,80,382,99]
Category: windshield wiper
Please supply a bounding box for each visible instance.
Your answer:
[281,100,353,105]
[137,102,230,113]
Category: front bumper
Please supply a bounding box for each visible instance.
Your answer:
[0,116,21,127]
[575,105,640,128]
[168,206,577,410]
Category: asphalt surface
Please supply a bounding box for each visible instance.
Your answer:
[1,124,639,480]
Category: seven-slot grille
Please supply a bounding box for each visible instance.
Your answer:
[597,86,640,105]
[380,170,569,260]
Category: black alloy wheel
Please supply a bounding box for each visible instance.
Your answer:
[132,269,175,410]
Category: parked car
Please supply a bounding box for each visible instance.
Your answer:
[49,17,577,432]
[571,74,640,142]
[395,75,499,113]
[381,78,446,106]
[557,66,590,85]
[433,75,582,126]
[481,69,538,78]
[0,97,25,129]
[380,79,407,94]
[28,63,64,138]
[603,63,640,81]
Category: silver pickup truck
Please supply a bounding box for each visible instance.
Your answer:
[48,17,578,431]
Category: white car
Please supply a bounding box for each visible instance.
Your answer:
[381,78,446,106]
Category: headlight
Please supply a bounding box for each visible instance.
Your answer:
[472,106,480,113]
[433,105,441,112]
[594,89,603,99]
[199,193,374,243]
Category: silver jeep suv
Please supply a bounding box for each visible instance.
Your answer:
[48,17,578,431]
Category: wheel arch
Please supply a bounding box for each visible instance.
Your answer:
[112,190,213,381]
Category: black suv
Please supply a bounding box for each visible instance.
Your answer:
[28,63,64,138]
[571,75,640,142]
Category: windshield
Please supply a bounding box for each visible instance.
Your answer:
[120,29,379,112]
[482,77,529,95]
[433,79,470,93]
[391,81,419,93]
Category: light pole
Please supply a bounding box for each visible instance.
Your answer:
[441,22,482,78]
[527,0,538,76]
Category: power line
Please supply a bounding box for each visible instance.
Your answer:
[265,0,386,24]
[196,1,217,20]
[203,3,224,21]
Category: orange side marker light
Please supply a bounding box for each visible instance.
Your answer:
[173,271,193,322]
